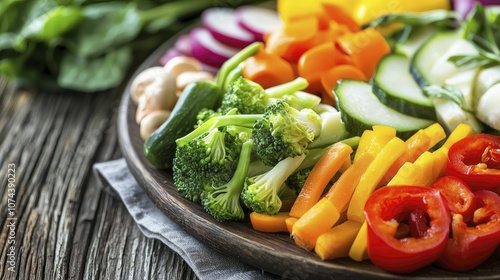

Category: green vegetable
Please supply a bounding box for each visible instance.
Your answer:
[219,76,316,114]
[241,154,305,215]
[0,0,264,92]
[286,166,312,195]
[448,3,500,69]
[202,139,253,221]
[144,81,222,169]
[252,99,322,166]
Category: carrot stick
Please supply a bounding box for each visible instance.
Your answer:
[291,198,340,251]
[336,27,390,79]
[242,46,296,89]
[320,64,367,105]
[249,212,290,233]
[321,2,360,32]
[315,220,362,260]
[289,142,353,218]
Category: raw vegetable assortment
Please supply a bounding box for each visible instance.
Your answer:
[131,0,500,276]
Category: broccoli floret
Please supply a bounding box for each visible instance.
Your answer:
[219,76,319,114]
[201,140,253,221]
[173,128,242,202]
[286,166,313,195]
[252,99,322,166]
[308,104,348,149]
[195,109,221,128]
[241,154,306,214]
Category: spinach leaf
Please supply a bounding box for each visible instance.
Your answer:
[58,46,132,92]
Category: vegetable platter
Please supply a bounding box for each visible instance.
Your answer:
[117,17,500,279]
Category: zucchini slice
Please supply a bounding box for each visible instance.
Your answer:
[372,53,436,120]
[335,79,434,139]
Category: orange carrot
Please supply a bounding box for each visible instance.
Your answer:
[326,151,375,213]
[291,198,340,251]
[320,64,367,105]
[321,2,360,32]
[297,42,352,93]
[286,217,297,234]
[289,142,353,218]
[242,46,296,89]
[315,220,362,260]
[249,212,290,233]
[336,27,391,79]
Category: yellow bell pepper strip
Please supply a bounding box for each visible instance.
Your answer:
[347,136,407,223]
[315,220,362,260]
[354,125,396,162]
[348,221,370,261]
[352,0,451,25]
[423,122,447,148]
[440,123,473,150]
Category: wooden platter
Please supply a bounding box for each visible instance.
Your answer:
[117,26,500,280]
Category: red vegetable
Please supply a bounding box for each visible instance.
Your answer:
[432,175,476,221]
[445,134,500,191]
[437,190,500,272]
[189,28,239,68]
[364,186,450,273]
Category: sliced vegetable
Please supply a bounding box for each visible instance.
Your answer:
[372,53,435,120]
[315,220,362,260]
[445,134,500,191]
[235,5,282,41]
[476,83,500,131]
[242,46,295,89]
[320,64,367,106]
[249,211,290,233]
[365,186,451,273]
[432,176,476,220]
[289,142,353,218]
[190,27,240,68]
[335,80,434,139]
[437,190,500,272]
[335,27,390,79]
[201,8,255,49]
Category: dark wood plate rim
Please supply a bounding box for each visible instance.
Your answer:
[116,24,500,280]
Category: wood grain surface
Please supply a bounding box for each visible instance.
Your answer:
[0,75,198,280]
[117,28,500,280]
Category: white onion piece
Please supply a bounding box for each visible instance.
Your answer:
[235,6,282,41]
[201,7,255,49]
[189,27,239,68]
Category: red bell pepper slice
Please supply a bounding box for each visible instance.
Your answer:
[436,190,500,272]
[364,186,450,273]
[432,175,475,221]
[446,134,500,191]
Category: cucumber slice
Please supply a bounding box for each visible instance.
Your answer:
[394,26,438,58]
[335,79,435,139]
[410,31,460,86]
[372,53,436,120]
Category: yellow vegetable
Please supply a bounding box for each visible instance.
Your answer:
[315,220,362,260]
[354,125,396,162]
[348,221,370,261]
[439,123,473,150]
[347,136,407,223]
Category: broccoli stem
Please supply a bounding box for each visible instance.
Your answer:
[265,77,309,98]
[296,136,361,171]
[204,140,253,221]
[177,114,263,146]
[215,42,262,89]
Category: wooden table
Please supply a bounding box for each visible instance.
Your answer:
[0,75,198,280]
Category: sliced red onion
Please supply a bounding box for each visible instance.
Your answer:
[189,27,240,68]
[235,5,282,42]
[201,7,255,49]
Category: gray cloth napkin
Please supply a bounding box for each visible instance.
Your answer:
[93,158,278,280]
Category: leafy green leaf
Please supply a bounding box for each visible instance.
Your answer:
[20,6,83,42]
[363,9,460,30]
[422,85,466,108]
[57,47,132,92]
[72,2,142,57]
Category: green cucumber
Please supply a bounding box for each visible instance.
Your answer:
[335,79,434,139]
[372,53,436,120]
[410,31,460,87]
[394,25,438,58]
[144,81,222,169]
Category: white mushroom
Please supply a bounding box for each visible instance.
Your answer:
[130,66,168,104]
[163,56,203,77]
[176,71,215,98]
[135,71,177,124]
[140,110,171,141]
